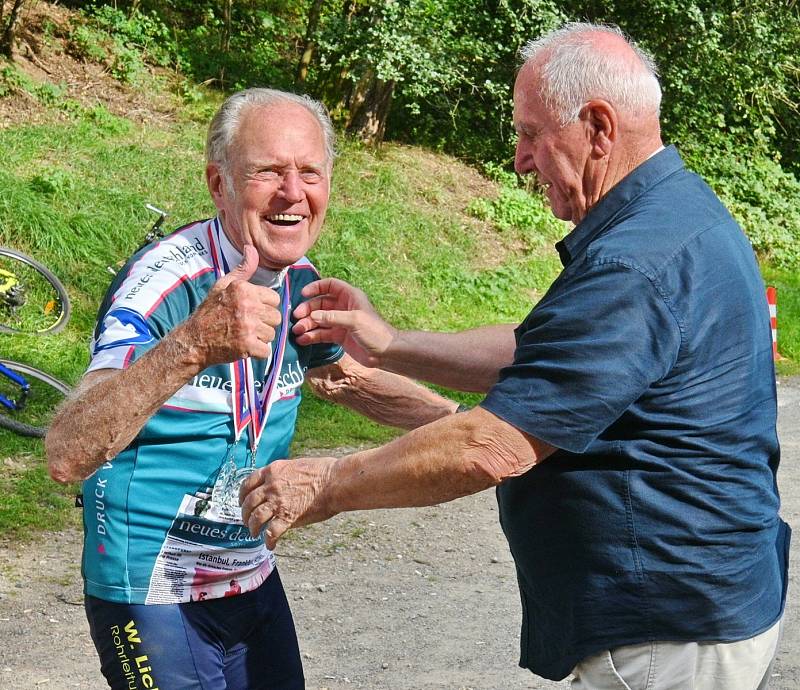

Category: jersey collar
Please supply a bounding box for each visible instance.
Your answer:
[214,216,288,288]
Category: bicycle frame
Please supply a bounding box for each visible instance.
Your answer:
[0,267,23,308]
[0,360,30,411]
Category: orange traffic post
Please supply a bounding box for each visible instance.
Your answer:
[766,286,783,361]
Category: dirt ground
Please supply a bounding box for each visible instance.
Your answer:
[0,377,799,689]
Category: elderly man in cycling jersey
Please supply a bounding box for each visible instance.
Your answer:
[45,88,458,690]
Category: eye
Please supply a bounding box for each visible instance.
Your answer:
[517,125,540,142]
[300,169,324,183]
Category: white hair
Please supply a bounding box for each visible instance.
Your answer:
[205,87,336,180]
[520,22,662,126]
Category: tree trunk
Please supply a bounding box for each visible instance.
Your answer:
[346,72,395,146]
[0,0,27,59]
[221,0,233,53]
[296,0,325,84]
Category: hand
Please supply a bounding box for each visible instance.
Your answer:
[181,245,281,366]
[239,456,338,549]
[292,277,397,367]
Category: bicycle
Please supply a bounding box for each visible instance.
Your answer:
[0,247,71,335]
[0,247,72,437]
[0,359,71,438]
[0,205,166,438]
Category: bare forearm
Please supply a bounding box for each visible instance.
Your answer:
[324,407,550,512]
[307,356,458,430]
[239,407,556,546]
[380,324,517,392]
[46,325,205,483]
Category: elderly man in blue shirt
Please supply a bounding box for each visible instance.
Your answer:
[240,22,788,690]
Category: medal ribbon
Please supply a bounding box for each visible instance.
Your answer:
[208,219,290,456]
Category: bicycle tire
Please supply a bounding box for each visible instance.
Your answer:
[0,247,71,335]
[0,360,70,438]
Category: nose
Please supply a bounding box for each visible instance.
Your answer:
[278,169,303,203]
[514,139,534,176]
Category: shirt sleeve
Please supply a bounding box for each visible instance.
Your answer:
[87,260,195,373]
[307,341,345,369]
[481,260,682,453]
[287,259,344,369]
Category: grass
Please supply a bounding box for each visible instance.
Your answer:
[763,265,800,377]
[0,57,796,538]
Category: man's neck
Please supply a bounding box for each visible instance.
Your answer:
[216,217,287,288]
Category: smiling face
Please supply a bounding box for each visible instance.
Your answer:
[513,61,594,224]
[206,102,331,270]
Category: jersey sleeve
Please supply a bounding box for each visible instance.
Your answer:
[481,260,682,453]
[288,258,344,369]
[88,248,209,372]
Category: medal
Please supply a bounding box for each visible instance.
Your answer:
[211,453,259,520]
[206,219,292,521]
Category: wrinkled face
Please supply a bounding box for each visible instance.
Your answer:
[207,102,331,270]
[513,62,591,224]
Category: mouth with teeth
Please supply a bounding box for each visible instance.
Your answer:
[265,213,305,227]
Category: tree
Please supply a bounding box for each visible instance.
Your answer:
[308,0,561,148]
[0,0,28,58]
[296,0,325,83]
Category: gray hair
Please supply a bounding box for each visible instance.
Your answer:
[520,22,662,126]
[205,87,336,175]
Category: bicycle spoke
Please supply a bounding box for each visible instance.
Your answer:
[0,250,70,334]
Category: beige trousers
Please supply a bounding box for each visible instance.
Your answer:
[570,617,783,690]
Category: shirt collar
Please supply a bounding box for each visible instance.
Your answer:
[554,145,684,267]
[215,216,287,288]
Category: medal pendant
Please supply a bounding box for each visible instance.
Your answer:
[212,458,255,521]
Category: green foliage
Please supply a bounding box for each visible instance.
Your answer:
[0,64,82,113]
[468,185,560,241]
[67,5,180,83]
[0,450,76,539]
[66,0,800,268]
[310,0,563,159]
[67,24,107,63]
[684,143,800,268]
[172,7,294,91]
[0,63,24,96]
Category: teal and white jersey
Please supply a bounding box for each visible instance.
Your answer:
[82,218,343,605]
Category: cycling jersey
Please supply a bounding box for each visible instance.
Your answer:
[82,217,342,605]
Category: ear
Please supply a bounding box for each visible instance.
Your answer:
[206,163,226,211]
[580,100,616,158]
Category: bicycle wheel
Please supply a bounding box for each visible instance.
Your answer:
[0,247,71,335]
[0,360,71,438]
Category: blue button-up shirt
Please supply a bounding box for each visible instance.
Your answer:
[482,146,789,680]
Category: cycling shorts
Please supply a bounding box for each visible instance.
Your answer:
[85,569,304,690]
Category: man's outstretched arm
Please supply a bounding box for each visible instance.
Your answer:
[307,353,461,430]
[240,406,556,548]
[293,278,517,393]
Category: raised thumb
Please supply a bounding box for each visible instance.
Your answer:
[217,244,259,288]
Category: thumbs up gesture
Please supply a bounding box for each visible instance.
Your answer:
[181,245,282,366]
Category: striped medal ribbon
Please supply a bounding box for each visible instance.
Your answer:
[207,218,291,518]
